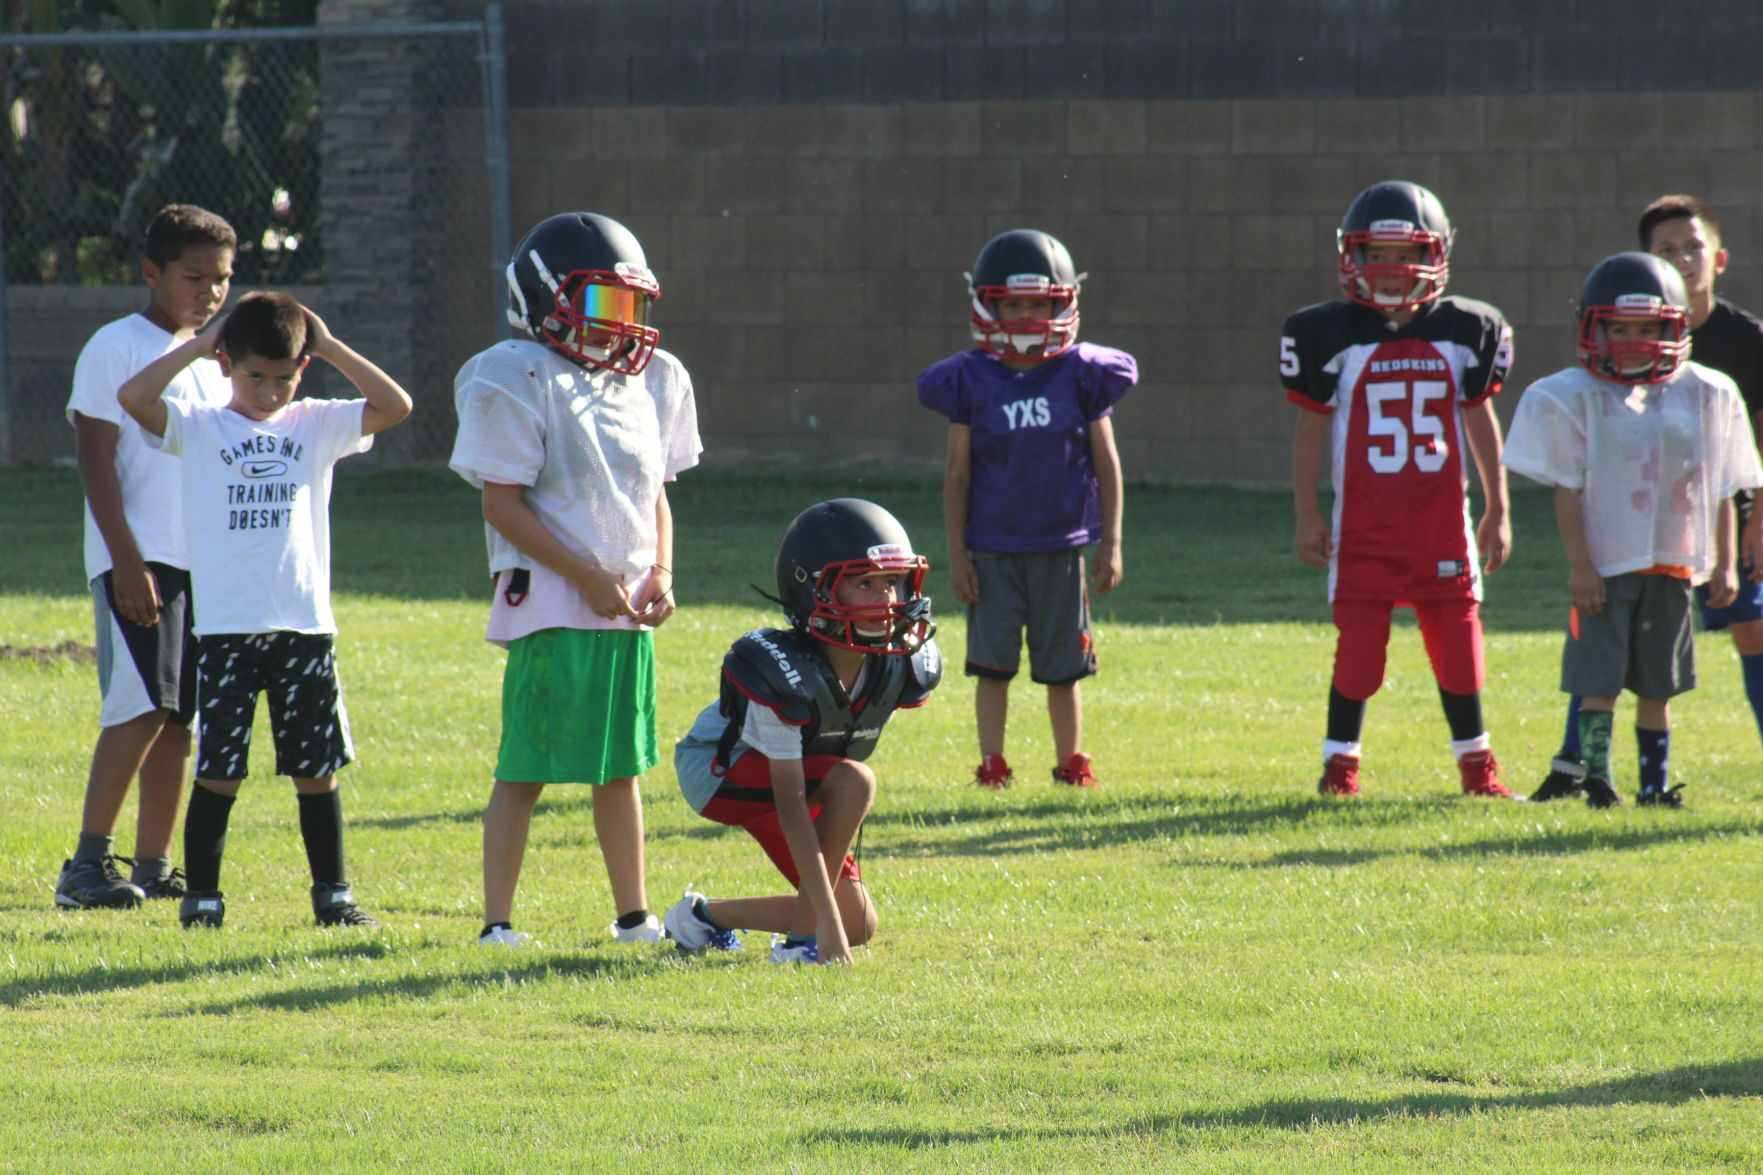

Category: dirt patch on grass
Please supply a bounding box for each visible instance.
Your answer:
[0,641,97,665]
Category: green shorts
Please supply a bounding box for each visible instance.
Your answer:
[497,627,658,784]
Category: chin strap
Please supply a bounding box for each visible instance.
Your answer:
[751,584,791,612]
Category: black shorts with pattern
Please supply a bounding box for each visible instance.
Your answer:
[195,631,354,781]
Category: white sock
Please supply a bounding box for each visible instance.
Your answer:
[1449,732,1492,760]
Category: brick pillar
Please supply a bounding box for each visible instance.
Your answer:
[317,0,449,465]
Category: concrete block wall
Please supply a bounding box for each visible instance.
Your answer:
[479,0,1763,483]
[13,1,1763,479]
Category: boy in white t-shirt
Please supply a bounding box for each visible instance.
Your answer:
[449,213,700,948]
[118,291,412,927]
[57,204,235,911]
[1505,253,1763,808]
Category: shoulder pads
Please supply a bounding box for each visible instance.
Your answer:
[721,628,818,726]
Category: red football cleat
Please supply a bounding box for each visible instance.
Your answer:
[1317,752,1361,797]
[974,754,1013,789]
[1052,752,1099,788]
[1458,749,1517,798]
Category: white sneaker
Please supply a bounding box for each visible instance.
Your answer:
[768,934,820,965]
[478,925,532,947]
[662,889,742,952]
[608,914,665,943]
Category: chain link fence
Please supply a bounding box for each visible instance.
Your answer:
[1,15,511,464]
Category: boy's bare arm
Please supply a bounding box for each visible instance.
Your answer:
[1709,497,1738,609]
[1089,414,1123,595]
[1553,485,1604,615]
[941,424,979,604]
[769,757,850,964]
[1291,407,1333,567]
[73,413,160,626]
[116,318,224,439]
[480,481,637,621]
[302,309,412,436]
[1461,398,1511,574]
[632,484,676,627]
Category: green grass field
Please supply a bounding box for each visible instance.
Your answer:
[3,466,1761,1173]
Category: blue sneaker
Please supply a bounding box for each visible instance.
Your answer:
[769,935,820,965]
[662,890,742,952]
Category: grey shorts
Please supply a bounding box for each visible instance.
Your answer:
[965,549,1096,686]
[1561,573,1696,700]
[91,563,197,728]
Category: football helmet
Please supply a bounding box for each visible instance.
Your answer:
[505,212,660,375]
[968,229,1084,361]
[1576,251,1692,385]
[1337,181,1453,310]
[774,499,934,655]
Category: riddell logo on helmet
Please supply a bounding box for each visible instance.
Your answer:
[1004,274,1053,294]
[867,544,912,565]
[1367,219,1417,236]
[1613,293,1666,312]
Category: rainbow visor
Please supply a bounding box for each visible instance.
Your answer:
[567,279,652,328]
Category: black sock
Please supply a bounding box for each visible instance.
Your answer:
[481,922,512,937]
[614,909,652,930]
[184,784,236,893]
[297,789,347,887]
[1438,687,1485,742]
[1326,686,1367,744]
[783,935,811,948]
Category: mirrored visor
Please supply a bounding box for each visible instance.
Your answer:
[569,280,651,328]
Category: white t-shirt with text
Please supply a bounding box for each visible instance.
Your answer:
[152,397,372,634]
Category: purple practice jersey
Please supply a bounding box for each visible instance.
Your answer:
[917,343,1137,553]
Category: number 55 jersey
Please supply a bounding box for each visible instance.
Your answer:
[1281,296,1512,604]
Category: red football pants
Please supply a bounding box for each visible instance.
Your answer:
[1331,598,1485,700]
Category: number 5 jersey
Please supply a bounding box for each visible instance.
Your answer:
[1281,296,1513,603]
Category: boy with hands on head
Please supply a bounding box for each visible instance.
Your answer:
[118,291,412,927]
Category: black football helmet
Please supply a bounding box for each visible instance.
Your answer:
[1337,181,1453,310]
[774,499,934,654]
[505,212,660,375]
[967,229,1084,361]
[1576,252,1692,385]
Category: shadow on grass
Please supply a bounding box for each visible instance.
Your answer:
[0,938,397,1007]
[0,935,697,1009]
[1155,1055,1763,1130]
[858,790,1763,865]
[803,1058,1763,1150]
[196,950,684,1013]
